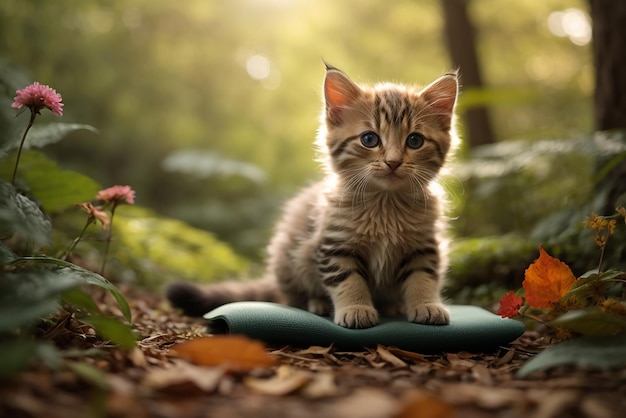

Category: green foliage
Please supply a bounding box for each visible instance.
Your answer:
[517,334,626,378]
[110,206,249,287]
[21,123,98,150]
[0,106,134,378]
[0,268,80,332]
[77,315,136,351]
[0,0,592,257]
[454,131,626,274]
[0,180,51,253]
[446,234,536,302]
[0,120,98,157]
[0,150,101,214]
[549,307,626,337]
[9,258,132,322]
[0,340,52,379]
[162,149,267,184]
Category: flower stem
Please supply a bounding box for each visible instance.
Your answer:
[61,218,94,261]
[100,203,117,275]
[12,111,37,185]
[597,244,606,275]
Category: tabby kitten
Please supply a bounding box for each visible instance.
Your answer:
[167,65,459,328]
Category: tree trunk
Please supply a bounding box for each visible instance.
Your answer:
[589,0,626,210]
[441,0,495,147]
[589,0,626,131]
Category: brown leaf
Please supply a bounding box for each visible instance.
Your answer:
[377,345,409,368]
[170,335,276,371]
[300,372,338,399]
[385,347,429,363]
[244,365,311,396]
[471,364,494,386]
[294,345,334,356]
[333,388,398,418]
[143,360,226,392]
[129,347,148,368]
[496,349,516,366]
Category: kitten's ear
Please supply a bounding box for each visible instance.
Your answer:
[324,67,362,124]
[420,73,458,127]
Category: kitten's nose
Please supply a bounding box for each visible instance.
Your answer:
[385,161,402,171]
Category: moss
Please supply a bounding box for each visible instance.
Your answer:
[111,206,249,287]
[446,234,537,303]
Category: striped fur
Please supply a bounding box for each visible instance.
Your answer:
[167,66,459,329]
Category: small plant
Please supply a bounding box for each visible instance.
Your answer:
[1,81,135,379]
[497,208,626,376]
[498,207,626,338]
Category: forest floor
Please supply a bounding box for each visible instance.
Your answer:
[0,286,624,418]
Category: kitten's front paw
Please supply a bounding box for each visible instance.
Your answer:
[407,303,450,325]
[334,305,379,329]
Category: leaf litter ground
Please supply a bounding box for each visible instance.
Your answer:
[1,286,624,418]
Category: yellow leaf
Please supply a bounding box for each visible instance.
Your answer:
[171,335,276,371]
[522,246,576,309]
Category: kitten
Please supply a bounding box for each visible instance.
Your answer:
[167,65,459,328]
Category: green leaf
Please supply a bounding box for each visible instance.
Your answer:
[22,123,98,150]
[0,120,97,155]
[0,242,17,265]
[65,360,109,390]
[593,150,626,184]
[0,339,39,379]
[61,347,107,359]
[0,151,100,213]
[0,269,82,332]
[549,307,626,336]
[597,270,626,283]
[517,334,626,378]
[62,287,100,314]
[14,193,52,250]
[36,342,62,370]
[78,315,136,351]
[0,180,51,253]
[10,257,132,323]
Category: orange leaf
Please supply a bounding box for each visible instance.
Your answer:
[522,246,576,309]
[395,392,455,418]
[171,335,276,371]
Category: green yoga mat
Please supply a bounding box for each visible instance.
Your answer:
[204,302,525,353]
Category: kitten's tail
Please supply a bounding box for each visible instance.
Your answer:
[165,277,283,317]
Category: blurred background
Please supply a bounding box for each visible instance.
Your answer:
[1,0,623,299]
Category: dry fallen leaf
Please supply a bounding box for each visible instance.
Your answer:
[332,388,398,418]
[377,345,409,368]
[471,364,494,386]
[300,372,338,399]
[244,365,311,396]
[143,360,226,392]
[294,345,334,356]
[170,335,276,371]
[385,347,429,363]
[523,246,576,309]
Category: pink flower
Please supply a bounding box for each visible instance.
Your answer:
[96,185,136,205]
[78,202,110,229]
[12,82,64,116]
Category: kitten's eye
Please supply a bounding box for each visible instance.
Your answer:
[360,131,380,148]
[406,133,425,149]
